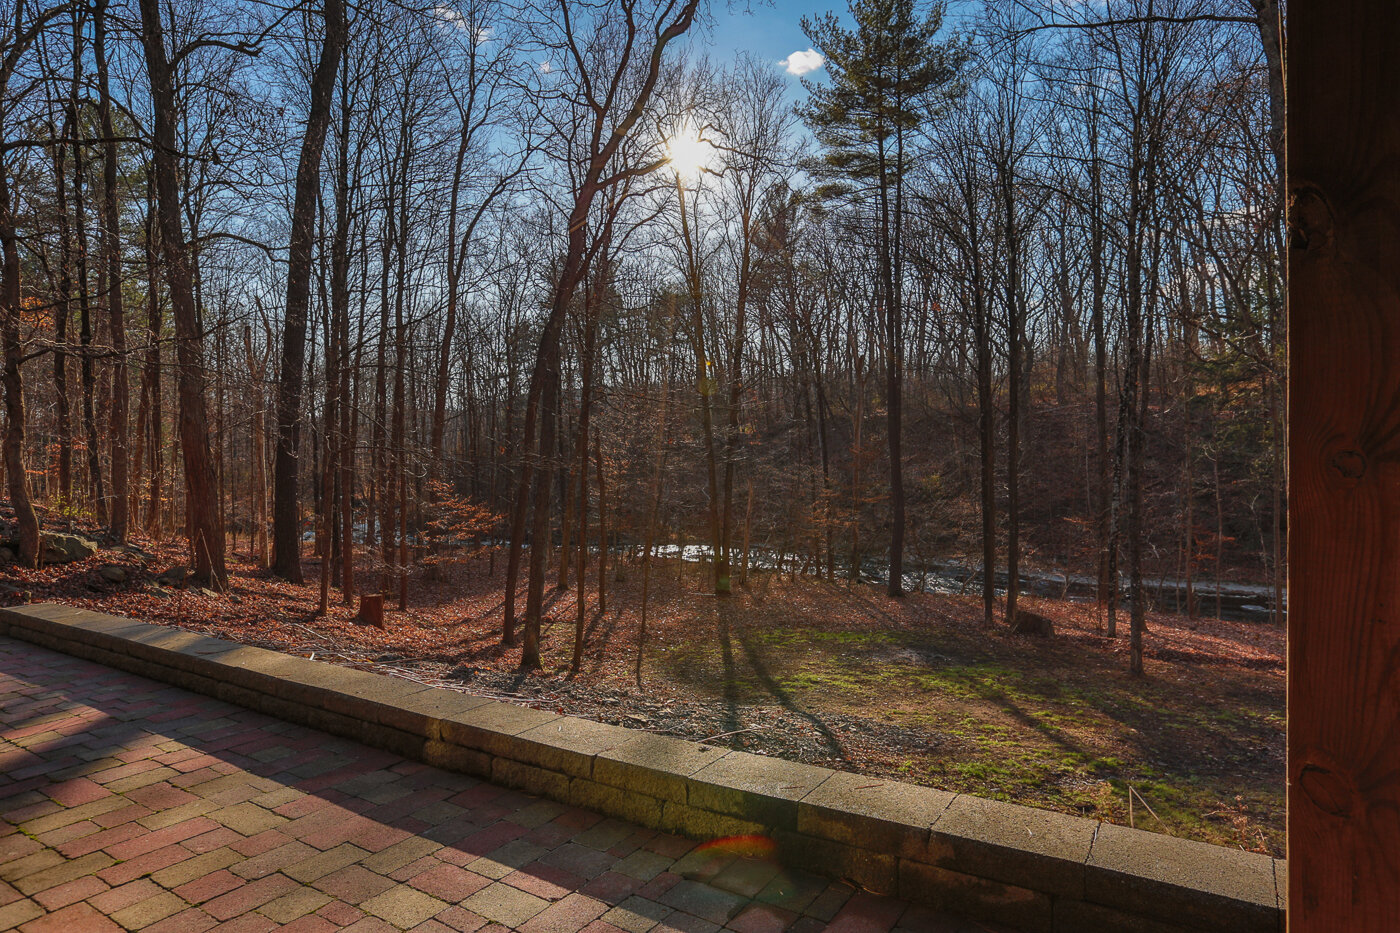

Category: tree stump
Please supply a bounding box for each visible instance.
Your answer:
[358,594,385,629]
[1011,610,1054,637]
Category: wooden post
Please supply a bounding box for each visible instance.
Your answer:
[1289,1,1400,925]
[358,593,384,629]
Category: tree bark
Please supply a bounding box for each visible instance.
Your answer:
[137,0,227,585]
[95,0,128,541]
[272,0,345,581]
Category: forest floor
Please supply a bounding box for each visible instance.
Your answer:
[0,535,1285,857]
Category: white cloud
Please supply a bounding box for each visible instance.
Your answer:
[539,60,553,74]
[432,5,464,27]
[781,49,825,77]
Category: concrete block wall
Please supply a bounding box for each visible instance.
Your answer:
[0,604,1283,933]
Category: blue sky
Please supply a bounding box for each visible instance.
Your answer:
[692,0,979,103]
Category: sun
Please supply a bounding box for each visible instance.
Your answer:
[666,128,715,181]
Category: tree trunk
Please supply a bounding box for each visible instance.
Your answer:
[0,162,38,566]
[271,0,345,582]
[95,0,128,541]
[137,0,227,585]
[595,431,607,617]
[242,327,269,568]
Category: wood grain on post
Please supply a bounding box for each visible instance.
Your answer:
[1289,1,1400,925]
[358,593,384,629]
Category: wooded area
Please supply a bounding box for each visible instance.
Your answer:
[0,0,1284,679]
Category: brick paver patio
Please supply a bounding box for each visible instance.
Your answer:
[0,637,1001,932]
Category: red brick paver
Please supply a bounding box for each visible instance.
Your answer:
[0,636,989,931]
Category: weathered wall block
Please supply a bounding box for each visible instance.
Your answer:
[774,829,898,896]
[422,739,492,778]
[898,859,1053,933]
[512,716,635,779]
[1053,898,1201,933]
[568,776,664,826]
[438,700,560,757]
[798,769,952,861]
[927,793,1094,899]
[492,757,570,800]
[593,732,725,804]
[658,800,764,840]
[1084,822,1277,933]
[687,749,833,828]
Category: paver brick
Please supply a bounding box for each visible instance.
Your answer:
[13,850,115,896]
[89,879,165,915]
[109,891,187,930]
[362,837,443,875]
[23,796,124,835]
[55,820,145,858]
[150,846,241,888]
[230,840,320,880]
[460,882,550,927]
[43,777,109,808]
[258,887,334,923]
[313,865,398,905]
[15,899,121,932]
[284,843,371,883]
[30,873,107,910]
[517,891,609,932]
[95,844,190,886]
[601,895,674,933]
[106,818,220,859]
[0,897,42,931]
[172,869,244,905]
[659,880,748,925]
[360,884,449,929]
[0,850,64,885]
[580,871,644,906]
[728,902,798,933]
[202,873,300,921]
[407,864,492,902]
[142,906,218,933]
[210,802,289,836]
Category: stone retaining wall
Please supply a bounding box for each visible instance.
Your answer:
[0,603,1283,933]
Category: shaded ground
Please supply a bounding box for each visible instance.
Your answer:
[0,638,998,932]
[0,538,1285,857]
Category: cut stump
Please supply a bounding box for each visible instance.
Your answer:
[358,594,385,629]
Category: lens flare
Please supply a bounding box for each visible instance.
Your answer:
[667,129,714,181]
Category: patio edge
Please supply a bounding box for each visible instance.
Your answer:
[0,603,1284,933]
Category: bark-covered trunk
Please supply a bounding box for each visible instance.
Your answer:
[1002,164,1022,629]
[50,117,74,507]
[138,0,227,585]
[677,178,726,594]
[242,326,269,568]
[95,0,128,541]
[272,0,345,581]
[141,169,163,537]
[70,49,106,525]
[0,162,38,565]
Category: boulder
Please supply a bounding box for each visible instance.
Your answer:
[39,532,98,564]
[113,543,156,562]
[96,564,128,584]
[1011,610,1055,637]
[156,566,188,586]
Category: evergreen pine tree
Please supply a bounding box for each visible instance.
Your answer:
[798,0,964,595]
